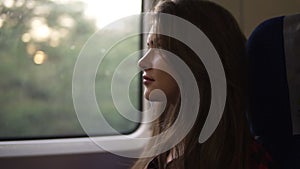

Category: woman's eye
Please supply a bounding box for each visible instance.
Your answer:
[147,42,154,49]
[147,42,153,49]
[146,40,161,49]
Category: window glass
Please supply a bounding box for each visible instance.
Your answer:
[0,0,141,140]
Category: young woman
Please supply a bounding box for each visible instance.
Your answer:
[132,1,273,169]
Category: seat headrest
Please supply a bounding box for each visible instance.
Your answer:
[247,14,300,169]
[247,16,293,137]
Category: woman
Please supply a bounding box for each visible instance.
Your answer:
[132,1,273,169]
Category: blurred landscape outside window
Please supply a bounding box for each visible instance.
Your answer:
[0,0,141,140]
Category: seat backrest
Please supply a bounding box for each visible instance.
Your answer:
[247,14,300,169]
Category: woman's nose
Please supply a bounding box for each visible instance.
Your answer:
[138,49,153,70]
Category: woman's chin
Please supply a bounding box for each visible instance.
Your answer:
[144,88,167,102]
[144,90,152,101]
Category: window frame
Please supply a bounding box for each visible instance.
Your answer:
[0,122,151,157]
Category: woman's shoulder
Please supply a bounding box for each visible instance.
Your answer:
[250,140,278,169]
[147,157,160,169]
[146,141,277,169]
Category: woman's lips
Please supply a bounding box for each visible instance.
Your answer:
[143,75,155,85]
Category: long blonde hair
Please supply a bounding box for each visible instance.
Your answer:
[132,1,252,169]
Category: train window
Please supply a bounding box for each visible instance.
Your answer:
[0,0,142,141]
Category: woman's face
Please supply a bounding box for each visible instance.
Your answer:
[138,34,179,103]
